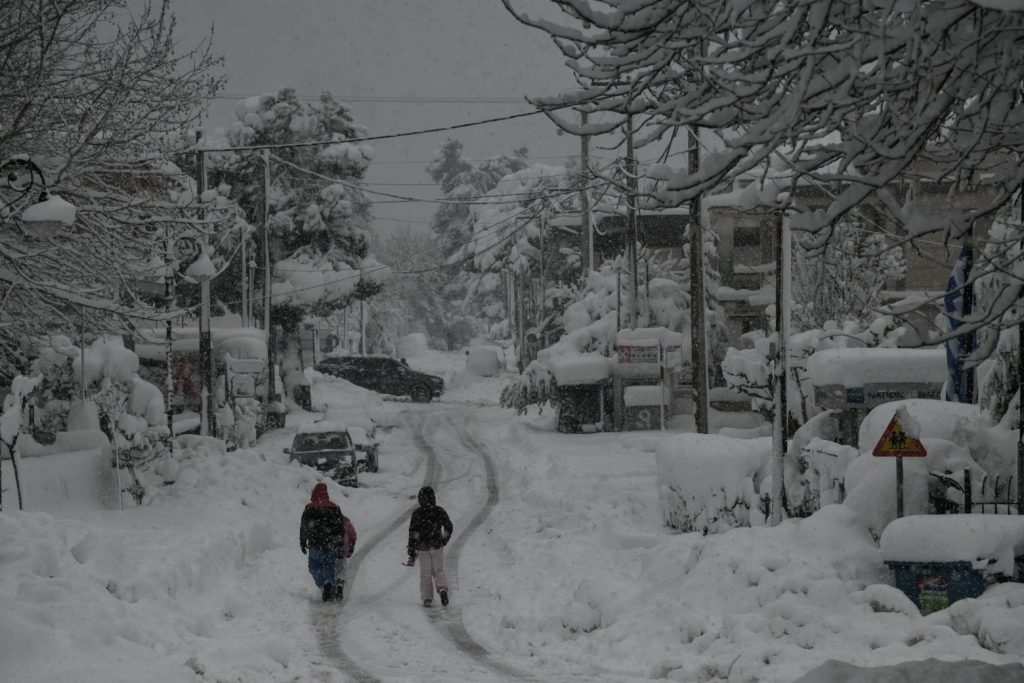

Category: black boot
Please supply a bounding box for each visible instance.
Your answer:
[440,589,449,606]
[322,581,333,602]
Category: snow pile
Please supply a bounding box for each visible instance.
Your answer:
[465,346,502,376]
[396,333,428,359]
[845,438,979,537]
[656,433,771,533]
[550,352,611,386]
[880,515,1024,577]
[808,348,947,387]
[272,254,359,306]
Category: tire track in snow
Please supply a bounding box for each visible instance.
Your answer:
[417,412,536,681]
[309,410,437,682]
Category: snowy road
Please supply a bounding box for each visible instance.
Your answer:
[313,406,538,682]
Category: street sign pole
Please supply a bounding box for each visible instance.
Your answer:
[896,456,904,518]
[873,412,927,519]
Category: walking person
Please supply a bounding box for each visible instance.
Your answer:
[405,486,454,606]
[300,482,356,601]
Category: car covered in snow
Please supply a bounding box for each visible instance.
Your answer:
[315,355,444,402]
[347,425,379,472]
[285,422,358,487]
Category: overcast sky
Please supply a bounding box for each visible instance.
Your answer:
[171,0,587,233]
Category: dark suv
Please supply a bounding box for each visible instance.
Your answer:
[317,356,444,402]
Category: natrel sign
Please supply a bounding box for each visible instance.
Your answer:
[873,414,927,458]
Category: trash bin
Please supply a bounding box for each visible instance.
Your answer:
[883,560,986,615]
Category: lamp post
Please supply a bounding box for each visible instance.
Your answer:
[186,248,216,436]
[1,155,76,238]
[0,155,76,511]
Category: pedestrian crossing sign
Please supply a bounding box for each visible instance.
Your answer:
[872,414,927,457]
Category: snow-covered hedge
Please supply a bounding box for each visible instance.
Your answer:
[656,433,771,533]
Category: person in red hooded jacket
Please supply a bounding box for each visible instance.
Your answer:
[300,483,357,601]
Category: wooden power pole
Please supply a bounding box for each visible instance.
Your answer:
[689,126,709,434]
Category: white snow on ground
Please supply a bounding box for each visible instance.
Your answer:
[2,351,1024,682]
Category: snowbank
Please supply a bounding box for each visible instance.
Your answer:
[881,515,1024,577]
[396,333,428,359]
[808,348,947,387]
[656,433,771,533]
[550,352,612,386]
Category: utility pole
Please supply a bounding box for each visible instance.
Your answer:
[164,226,176,443]
[626,114,640,329]
[240,221,248,327]
[771,210,790,526]
[539,201,546,345]
[689,125,709,434]
[262,149,278,403]
[580,111,593,275]
[360,298,366,354]
[196,144,215,437]
[1018,188,1023,515]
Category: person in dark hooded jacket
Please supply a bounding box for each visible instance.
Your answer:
[300,482,356,601]
[405,486,453,606]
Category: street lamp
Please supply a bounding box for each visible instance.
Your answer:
[1,155,76,237]
[185,247,216,437]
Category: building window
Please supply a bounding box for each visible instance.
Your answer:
[734,226,761,247]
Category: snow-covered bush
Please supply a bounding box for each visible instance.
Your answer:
[656,433,771,534]
[722,317,911,427]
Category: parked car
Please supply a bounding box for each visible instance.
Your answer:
[347,425,379,472]
[285,423,358,487]
[316,355,444,402]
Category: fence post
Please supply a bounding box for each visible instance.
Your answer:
[964,468,972,513]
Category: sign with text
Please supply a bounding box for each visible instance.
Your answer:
[618,343,660,365]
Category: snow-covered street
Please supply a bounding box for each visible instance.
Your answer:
[3,354,1023,682]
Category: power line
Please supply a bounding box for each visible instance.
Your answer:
[194,105,577,154]
[214,93,529,105]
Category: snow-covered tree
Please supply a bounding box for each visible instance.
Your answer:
[426,139,529,348]
[504,0,1024,350]
[365,226,447,351]
[791,215,906,331]
[0,0,224,388]
[202,89,385,394]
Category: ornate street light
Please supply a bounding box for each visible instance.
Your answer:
[1,155,76,237]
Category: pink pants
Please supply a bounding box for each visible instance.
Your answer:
[418,547,448,601]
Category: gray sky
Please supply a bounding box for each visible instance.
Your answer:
[171,0,584,233]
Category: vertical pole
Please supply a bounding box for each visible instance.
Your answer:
[1018,189,1024,515]
[896,457,904,518]
[964,226,975,402]
[240,222,248,327]
[771,211,789,525]
[360,299,366,355]
[263,149,277,403]
[580,111,593,275]
[197,146,214,437]
[625,115,639,329]
[164,228,175,443]
[342,307,348,352]
[539,202,546,345]
[689,126,709,435]
[964,468,973,513]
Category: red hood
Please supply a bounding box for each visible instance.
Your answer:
[308,482,337,509]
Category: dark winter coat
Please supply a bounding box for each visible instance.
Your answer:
[300,483,352,552]
[407,486,453,555]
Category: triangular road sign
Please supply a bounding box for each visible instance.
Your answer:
[872,414,927,457]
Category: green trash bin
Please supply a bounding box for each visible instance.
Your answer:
[884,560,986,615]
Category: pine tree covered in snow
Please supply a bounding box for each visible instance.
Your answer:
[202,89,385,392]
[426,139,529,348]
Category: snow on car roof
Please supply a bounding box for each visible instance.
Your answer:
[347,426,371,445]
[297,420,349,434]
